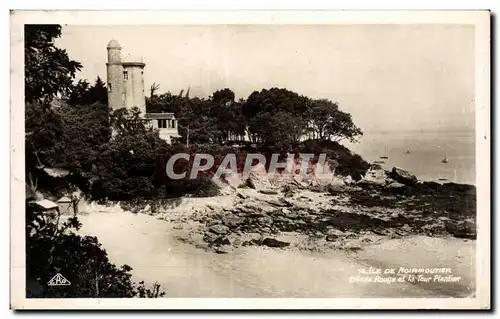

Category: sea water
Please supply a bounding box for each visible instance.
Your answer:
[343,130,476,186]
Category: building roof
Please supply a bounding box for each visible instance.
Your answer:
[57,196,72,203]
[107,39,121,49]
[122,62,145,68]
[33,199,58,210]
[144,113,176,120]
[43,167,70,178]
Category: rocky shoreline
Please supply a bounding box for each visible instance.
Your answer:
[153,164,476,255]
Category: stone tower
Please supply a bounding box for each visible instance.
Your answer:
[106,39,124,111]
[106,39,146,115]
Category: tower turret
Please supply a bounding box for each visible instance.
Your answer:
[106,39,124,110]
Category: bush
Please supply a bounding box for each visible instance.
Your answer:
[26,202,166,298]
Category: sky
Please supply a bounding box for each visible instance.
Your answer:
[55,24,475,133]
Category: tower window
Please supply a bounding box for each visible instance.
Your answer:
[123,71,128,80]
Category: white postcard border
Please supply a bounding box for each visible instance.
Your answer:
[9,10,491,310]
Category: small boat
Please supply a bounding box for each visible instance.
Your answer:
[373,160,386,164]
[441,145,449,163]
[379,145,389,159]
[404,149,411,154]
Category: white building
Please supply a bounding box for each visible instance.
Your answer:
[144,112,181,144]
[106,39,180,144]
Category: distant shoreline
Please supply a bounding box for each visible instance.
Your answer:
[361,129,475,137]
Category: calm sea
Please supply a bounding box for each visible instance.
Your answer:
[342,130,476,186]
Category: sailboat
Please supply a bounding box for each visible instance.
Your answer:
[404,149,411,155]
[441,145,449,164]
[380,145,389,160]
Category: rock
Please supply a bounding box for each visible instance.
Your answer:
[261,227,271,233]
[326,228,344,236]
[173,224,183,230]
[385,181,406,194]
[208,224,230,235]
[200,216,208,223]
[358,165,388,186]
[281,207,291,214]
[257,216,273,226]
[259,189,279,195]
[261,237,290,248]
[207,219,221,227]
[242,238,263,246]
[326,234,339,241]
[344,175,355,185]
[307,159,340,187]
[213,236,231,246]
[330,176,346,187]
[446,220,476,239]
[214,246,230,254]
[232,237,242,246]
[390,167,418,186]
[140,204,151,214]
[246,163,272,191]
[275,216,292,224]
[222,215,246,228]
[236,191,249,199]
[387,181,405,188]
[287,212,300,219]
[203,232,219,243]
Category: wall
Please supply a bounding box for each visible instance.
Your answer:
[106,61,124,110]
[123,65,146,115]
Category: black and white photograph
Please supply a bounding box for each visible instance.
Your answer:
[10,10,490,309]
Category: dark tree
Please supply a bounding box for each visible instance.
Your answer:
[26,202,165,298]
[211,88,235,105]
[305,99,363,142]
[68,79,90,106]
[24,24,82,108]
[87,76,108,105]
[68,77,108,106]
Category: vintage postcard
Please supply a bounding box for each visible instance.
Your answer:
[10,10,490,309]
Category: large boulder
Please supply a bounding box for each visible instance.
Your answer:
[222,215,246,228]
[307,159,339,187]
[246,163,272,191]
[390,167,418,186]
[445,220,476,239]
[385,181,406,194]
[343,175,355,185]
[208,224,230,235]
[358,164,388,186]
[223,172,245,188]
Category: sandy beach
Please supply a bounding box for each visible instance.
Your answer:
[75,190,475,298]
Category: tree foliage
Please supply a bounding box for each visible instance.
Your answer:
[26,102,111,174]
[24,25,82,108]
[26,202,165,298]
[68,76,108,106]
[307,99,363,142]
